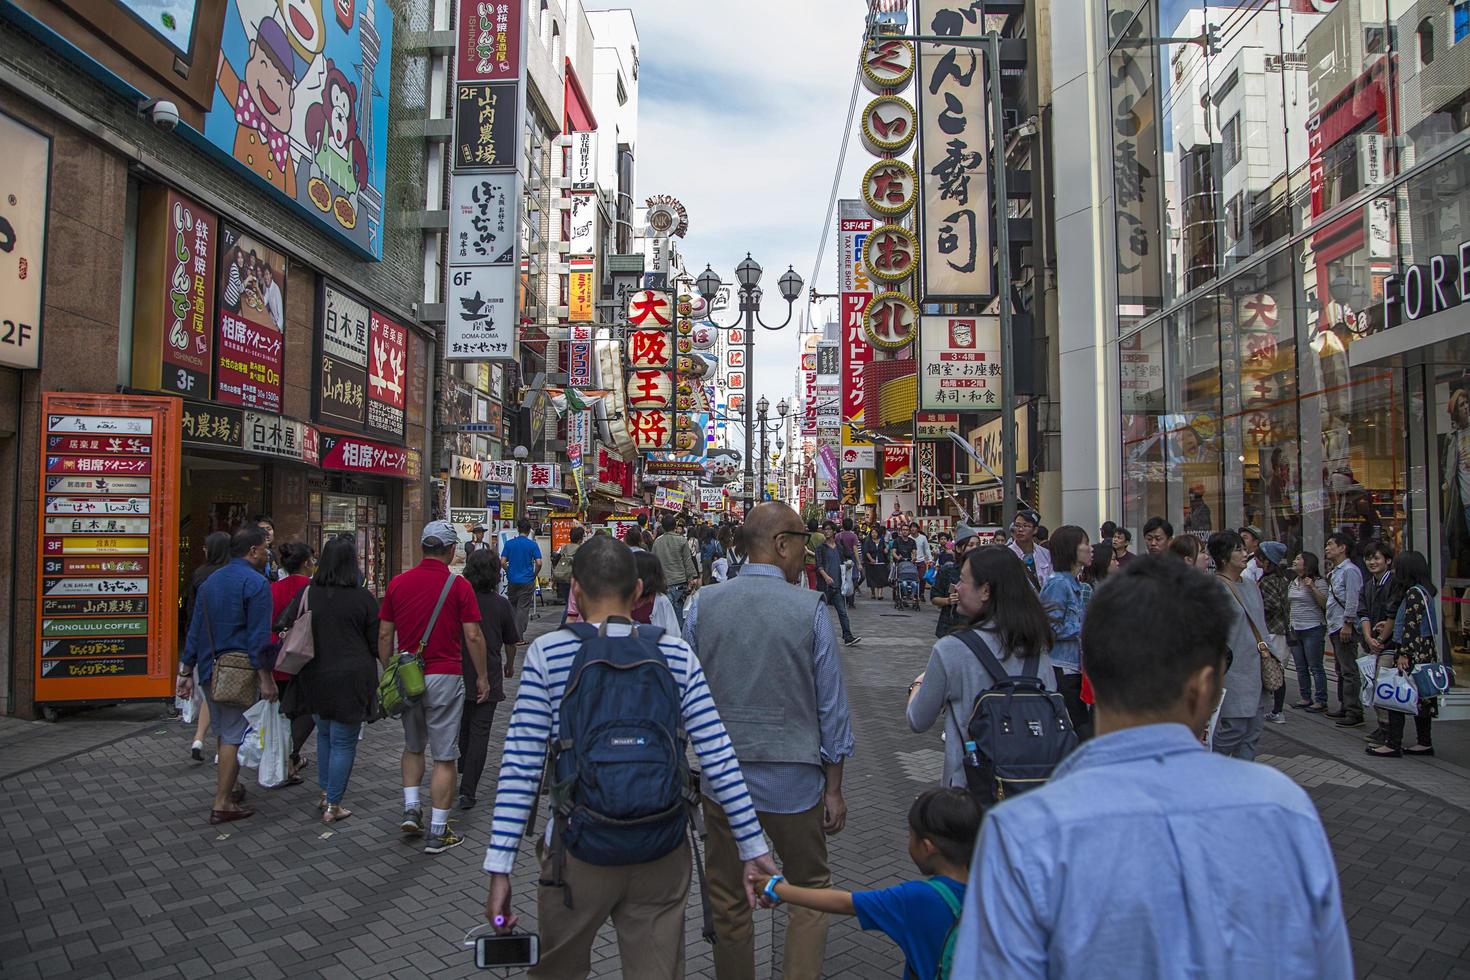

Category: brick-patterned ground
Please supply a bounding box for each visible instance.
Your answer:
[2,597,1469,978]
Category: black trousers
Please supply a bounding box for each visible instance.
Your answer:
[457,698,499,799]
[1054,668,1092,741]
[1386,703,1433,748]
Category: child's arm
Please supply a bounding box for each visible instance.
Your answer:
[750,875,855,915]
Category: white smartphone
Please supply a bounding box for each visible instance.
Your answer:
[475,933,540,969]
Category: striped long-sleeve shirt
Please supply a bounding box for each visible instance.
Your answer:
[483,621,768,874]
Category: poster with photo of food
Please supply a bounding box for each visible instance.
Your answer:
[214,225,287,413]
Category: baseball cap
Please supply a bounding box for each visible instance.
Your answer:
[471,523,488,532]
[953,522,980,545]
[421,520,458,548]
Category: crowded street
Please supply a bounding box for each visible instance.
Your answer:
[2,592,1468,978]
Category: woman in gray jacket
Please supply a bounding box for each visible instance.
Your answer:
[906,546,1057,787]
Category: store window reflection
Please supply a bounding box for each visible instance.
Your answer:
[1166,299,1223,536]
[1121,323,1168,534]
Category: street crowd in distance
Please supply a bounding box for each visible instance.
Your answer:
[175,505,1369,978]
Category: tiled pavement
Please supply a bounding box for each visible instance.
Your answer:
[2,596,1470,978]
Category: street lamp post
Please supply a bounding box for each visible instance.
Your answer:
[697,256,803,514]
[755,395,789,504]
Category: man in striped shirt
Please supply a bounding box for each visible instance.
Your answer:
[483,536,775,978]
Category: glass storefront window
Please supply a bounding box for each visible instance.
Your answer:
[1110,1,1166,331]
[1121,323,1167,534]
[1165,297,1223,537]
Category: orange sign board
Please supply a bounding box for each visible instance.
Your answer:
[35,393,180,704]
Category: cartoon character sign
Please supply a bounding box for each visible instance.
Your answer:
[206,0,393,257]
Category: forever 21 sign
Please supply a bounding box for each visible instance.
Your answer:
[1382,243,1470,330]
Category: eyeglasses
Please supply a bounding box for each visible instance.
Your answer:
[772,529,807,544]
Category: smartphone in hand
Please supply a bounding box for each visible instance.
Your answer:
[476,933,540,968]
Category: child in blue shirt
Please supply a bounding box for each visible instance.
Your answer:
[753,788,982,979]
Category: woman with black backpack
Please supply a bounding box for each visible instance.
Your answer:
[905,546,1058,788]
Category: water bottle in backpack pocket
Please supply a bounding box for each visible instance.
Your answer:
[953,630,1077,805]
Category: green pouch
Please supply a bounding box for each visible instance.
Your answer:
[377,573,456,717]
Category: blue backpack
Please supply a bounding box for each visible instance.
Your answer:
[548,622,695,870]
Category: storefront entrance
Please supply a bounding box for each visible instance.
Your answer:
[309,477,393,596]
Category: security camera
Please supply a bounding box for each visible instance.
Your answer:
[138,99,180,132]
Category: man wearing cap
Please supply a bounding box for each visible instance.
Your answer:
[464,524,493,557]
[1009,508,1053,588]
[378,521,491,854]
[1239,525,1266,583]
[931,523,981,637]
[216,16,300,195]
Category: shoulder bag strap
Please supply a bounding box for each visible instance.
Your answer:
[415,573,460,655]
[953,629,1010,686]
[1223,580,1268,648]
[923,877,964,917]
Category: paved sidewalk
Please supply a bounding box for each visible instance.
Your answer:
[0,596,1468,978]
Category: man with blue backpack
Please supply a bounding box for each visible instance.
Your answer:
[483,535,777,978]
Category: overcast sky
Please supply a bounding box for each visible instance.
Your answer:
[584,0,874,441]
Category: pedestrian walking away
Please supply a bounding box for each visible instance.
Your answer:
[183,530,231,762]
[483,535,776,980]
[953,555,1352,979]
[458,548,521,810]
[652,514,700,626]
[1256,541,1293,725]
[273,536,379,823]
[378,520,490,854]
[1209,531,1270,761]
[269,541,316,785]
[752,789,982,980]
[908,546,1057,789]
[683,502,855,980]
[502,519,543,641]
[176,526,279,825]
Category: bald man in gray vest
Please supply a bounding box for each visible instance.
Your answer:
[683,502,855,980]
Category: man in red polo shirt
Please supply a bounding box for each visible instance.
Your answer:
[379,520,490,855]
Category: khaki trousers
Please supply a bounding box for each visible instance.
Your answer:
[531,838,692,980]
[703,797,831,980]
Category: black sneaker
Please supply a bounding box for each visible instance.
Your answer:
[458,794,476,810]
[844,636,862,647]
[424,824,464,854]
[400,807,424,835]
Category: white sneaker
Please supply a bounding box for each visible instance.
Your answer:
[1266,712,1286,724]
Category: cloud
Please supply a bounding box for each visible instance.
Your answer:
[584,0,877,431]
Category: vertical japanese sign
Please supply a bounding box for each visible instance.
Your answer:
[568,321,593,387]
[367,311,408,440]
[802,350,818,435]
[569,255,596,322]
[624,289,676,452]
[919,314,1003,409]
[0,112,49,370]
[447,4,525,363]
[838,200,874,424]
[131,186,216,397]
[318,281,370,430]
[457,0,521,81]
[35,393,180,704]
[215,225,286,413]
[570,131,598,188]
[915,2,993,301]
[917,441,938,506]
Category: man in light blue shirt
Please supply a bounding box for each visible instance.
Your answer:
[954,555,1352,979]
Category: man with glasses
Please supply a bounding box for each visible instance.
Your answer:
[684,502,855,980]
[1008,508,1053,588]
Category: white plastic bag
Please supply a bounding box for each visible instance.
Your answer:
[238,700,268,769]
[256,701,291,788]
[175,694,197,726]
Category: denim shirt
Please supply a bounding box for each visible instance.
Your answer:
[953,723,1353,979]
[181,558,274,685]
[1038,571,1084,670]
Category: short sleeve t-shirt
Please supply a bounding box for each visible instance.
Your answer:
[892,537,917,562]
[378,560,481,675]
[502,535,542,585]
[851,876,966,980]
[468,590,520,699]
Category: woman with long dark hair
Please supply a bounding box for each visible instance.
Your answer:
[185,531,232,761]
[905,546,1057,787]
[1368,551,1440,758]
[276,537,379,822]
[271,542,316,784]
[862,526,890,600]
[1287,550,1329,711]
[633,551,681,634]
[459,548,520,808]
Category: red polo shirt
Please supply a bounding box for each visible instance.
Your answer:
[379,559,481,675]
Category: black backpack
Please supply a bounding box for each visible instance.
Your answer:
[954,630,1077,804]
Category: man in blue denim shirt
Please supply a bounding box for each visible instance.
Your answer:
[954,556,1352,979]
[177,526,278,825]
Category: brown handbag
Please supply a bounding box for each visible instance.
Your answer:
[202,595,259,707]
[1224,579,1284,693]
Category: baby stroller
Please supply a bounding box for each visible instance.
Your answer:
[893,561,921,611]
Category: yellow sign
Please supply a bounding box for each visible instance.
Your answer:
[569,270,595,322]
[499,502,516,521]
[52,536,151,555]
[841,422,872,448]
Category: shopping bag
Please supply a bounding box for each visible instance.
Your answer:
[175,694,197,726]
[1356,654,1379,708]
[1370,669,1420,715]
[256,701,291,789]
[1412,662,1453,699]
[238,700,268,769]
